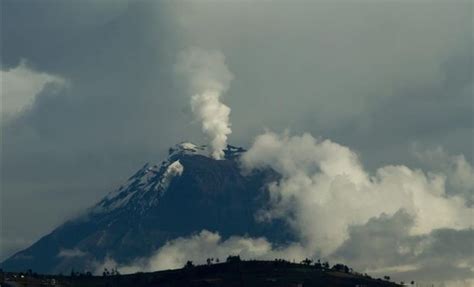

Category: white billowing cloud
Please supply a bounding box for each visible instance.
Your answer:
[414,146,474,204]
[115,230,306,274]
[175,48,233,160]
[1,60,66,119]
[241,132,473,255]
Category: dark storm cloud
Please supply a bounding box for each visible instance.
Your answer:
[1,2,472,283]
[1,0,129,70]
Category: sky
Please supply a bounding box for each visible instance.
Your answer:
[1,0,473,285]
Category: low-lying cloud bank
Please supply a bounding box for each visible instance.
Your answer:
[94,132,473,286]
[106,231,305,274]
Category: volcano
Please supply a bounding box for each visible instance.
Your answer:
[1,143,292,274]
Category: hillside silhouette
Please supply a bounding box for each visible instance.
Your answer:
[2,257,402,287]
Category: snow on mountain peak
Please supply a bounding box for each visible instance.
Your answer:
[89,142,246,215]
[168,142,209,158]
[180,142,201,151]
[92,159,185,214]
[160,160,184,191]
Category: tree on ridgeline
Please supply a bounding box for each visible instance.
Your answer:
[103,268,110,277]
[314,259,322,269]
[322,261,330,270]
[226,255,241,263]
[184,261,194,269]
[207,258,215,265]
[332,263,350,273]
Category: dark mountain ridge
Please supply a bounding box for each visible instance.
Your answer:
[2,259,402,287]
[1,143,292,274]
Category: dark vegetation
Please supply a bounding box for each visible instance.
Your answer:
[1,257,403,287]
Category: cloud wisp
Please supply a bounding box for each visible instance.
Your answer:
[413,146,474,205]
[1,60,66,120]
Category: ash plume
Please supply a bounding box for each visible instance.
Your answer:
[176,48,233,160]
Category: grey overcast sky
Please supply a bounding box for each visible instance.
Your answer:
[1,0,473,284]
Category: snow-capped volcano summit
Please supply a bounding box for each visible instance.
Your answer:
[169,142,209,158]
[91,159,184,214]
[1,143,286,274]
[168,142,245,159]
[92,142,245,215]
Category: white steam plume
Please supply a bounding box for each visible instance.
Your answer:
[176,48,233,160]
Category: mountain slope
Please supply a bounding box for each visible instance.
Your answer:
[1,143,292,274]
